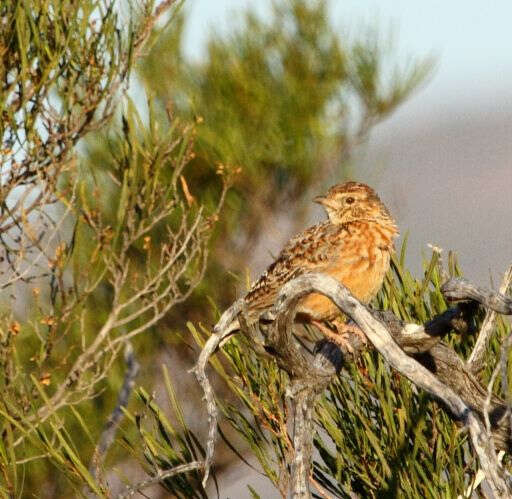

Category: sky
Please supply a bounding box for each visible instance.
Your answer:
[332,1,512,96]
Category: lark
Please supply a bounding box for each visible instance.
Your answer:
[234,182,398,349]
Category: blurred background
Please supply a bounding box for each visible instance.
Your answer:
[185,0,512,287]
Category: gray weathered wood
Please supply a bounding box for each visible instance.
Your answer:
[195,270,512,498]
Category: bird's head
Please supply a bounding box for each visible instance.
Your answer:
[314,181,396,228]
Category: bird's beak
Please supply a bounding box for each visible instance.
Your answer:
[314,195,337,210]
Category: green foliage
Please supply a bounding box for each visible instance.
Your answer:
[0,95,213,497]
[0,0,139,494]
[137,246,510,498]
[122,368,207,498]
[0,0,131,190]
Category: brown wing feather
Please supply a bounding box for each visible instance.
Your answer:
[244,222,347,312]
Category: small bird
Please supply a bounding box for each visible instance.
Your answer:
[231,181,398,349]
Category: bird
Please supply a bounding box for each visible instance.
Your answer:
[229,181,398,350]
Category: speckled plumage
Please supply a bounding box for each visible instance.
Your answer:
[240,181,398,339]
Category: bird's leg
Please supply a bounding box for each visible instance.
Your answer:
[332,317,368,346]
[311,319,355,354]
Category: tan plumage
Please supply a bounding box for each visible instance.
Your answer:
[235,181,398,345]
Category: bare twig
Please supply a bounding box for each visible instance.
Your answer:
[441,277,512,315]
[118,461,204,498]
[467,266,512,372]
[192,298,244,487]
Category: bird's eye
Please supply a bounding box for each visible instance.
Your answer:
[345,196,355,205]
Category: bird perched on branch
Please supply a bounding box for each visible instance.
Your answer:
[232,181,398,349]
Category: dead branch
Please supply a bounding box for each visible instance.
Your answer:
[275,273,512,498]
[468,266,512,372]
[195,269,512,498]
[192,298,244,487]
[441,277,512,314]
[118,461,204,499]
[89,342,140,486]
[289,380,317,499]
